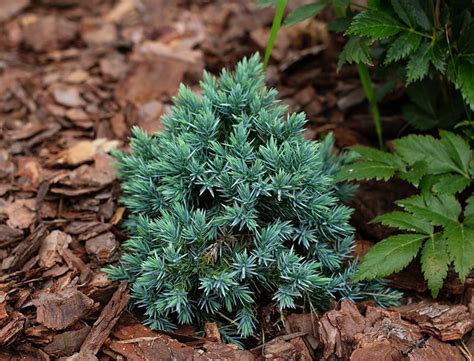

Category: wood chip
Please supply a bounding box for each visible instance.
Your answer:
[0,0,30,23]
[21,15,78,52]
[79,281,129,356]
[1,224,47,270]
[0,225,23,247]
[1,198,36,229]
[80,18,117,47]
[398,301,474,341]
[33,287,96,330]
[115,56,187,106]
[285,313,319,352]
[353,305,422,357]
[50,153,117,196]
[65,221,111,240]
[52,86,85,107]
[48,138,119,166]
[43,326,91,356]
[204,322,221,343]
[337,88,366,112]
[350,340,399,361]
[38,230,72,268]
[0,312,25,346]
[319,299,366,360]
[85,231,118,263]
[408,337,464,361]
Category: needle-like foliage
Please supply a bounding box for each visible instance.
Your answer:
[105,54,400,337]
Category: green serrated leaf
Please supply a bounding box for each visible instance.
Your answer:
[418,174,443,197]
[399,160,428,186]
[458,22,474,62]
[351,146,403,166]
[367,0,384,9]
[335,162,396,182]
[347,10,403,40]
[391,0,432,31]
[406,42,431,83]
[420,233,449,298]
[402,103,438,130]
[465,195,474,226]
[353,234,426,281]
[428,43,448,73]
[454,61,474,111]
[444,224,474,281]
[284,3,327,26]
[390,0,414,27]
[385,31,422,64]
[338,37,371,68]
[432,174,470,194]
[439,130,472,176]
[406,79,437,114]
[397,194,461,226]
[394,134,464,175]
[373,211,433,234]
[328,17,352,33]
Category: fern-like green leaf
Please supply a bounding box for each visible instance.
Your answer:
[406,42,431,83]
[465,195,474,226]
[385,31,422,64]
[335,162,397,182]
[458,22,474,64]
[429,43,447,73]
[351,146,404,166]
[431,174,470,194]
[368,0,387,10]
[444,224,474,281]
[353,234,426,281]
[402,103,438,130]
[373,211,433,234]
[335,146,406,182]
[398,160,428,186]
[420,233,449,298]
[391,0,432,31]
[454,61,474,110]
[394,134,464,175]
[284,3,327,26]
[347,10,403,40]
[338,37,371,68]
[439,130,471,176]
[397,194,461,227]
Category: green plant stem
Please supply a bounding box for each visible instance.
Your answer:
[334,4,346,17]
[335,4,383,149]
[264,0,288,68]
[356,63,384,149]
[406,28,435,41]
[264,0,385,148]
[444,23,471,122]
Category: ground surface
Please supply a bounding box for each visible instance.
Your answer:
[0,0,472,360]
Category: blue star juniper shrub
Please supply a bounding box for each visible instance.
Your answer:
[105,54,400,338]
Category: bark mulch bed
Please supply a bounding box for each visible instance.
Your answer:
[0,0,472,359]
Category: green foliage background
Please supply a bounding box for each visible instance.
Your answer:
[338,131,474,297]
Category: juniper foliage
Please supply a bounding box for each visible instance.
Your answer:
[105,54,400,337]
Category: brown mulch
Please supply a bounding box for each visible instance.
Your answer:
[0,0,472,359]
